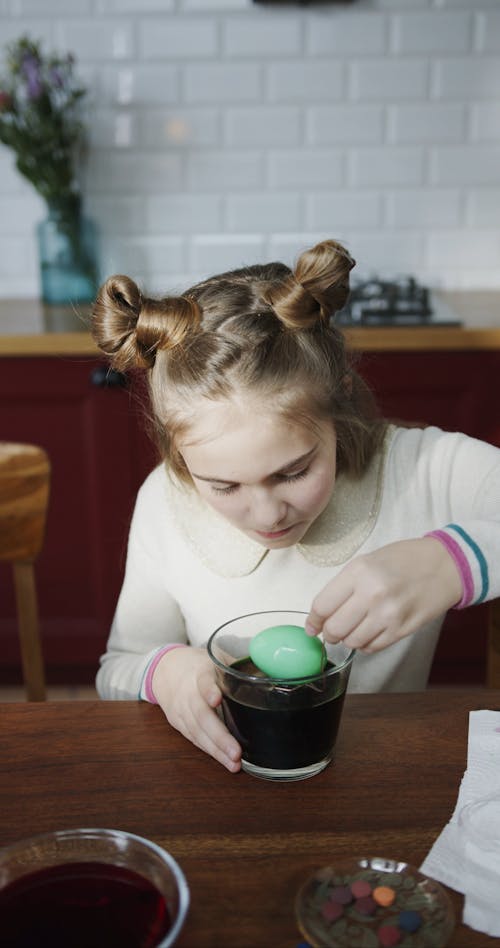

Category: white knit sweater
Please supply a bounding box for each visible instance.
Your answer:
[96,425,500,700]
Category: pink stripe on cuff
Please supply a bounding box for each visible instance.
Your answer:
[426,529,474,609]
[144,644,188,704]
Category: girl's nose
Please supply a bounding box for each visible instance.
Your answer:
[250,489,287,530]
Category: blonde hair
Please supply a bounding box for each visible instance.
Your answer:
[92,239,386,481]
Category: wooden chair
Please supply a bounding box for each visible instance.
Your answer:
[0,442,50,701]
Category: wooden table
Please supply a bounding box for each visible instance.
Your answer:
[1,692,499,947]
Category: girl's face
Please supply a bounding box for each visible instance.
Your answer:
[179,396,337,549]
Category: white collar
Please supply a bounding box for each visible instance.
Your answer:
[164,426,394,577]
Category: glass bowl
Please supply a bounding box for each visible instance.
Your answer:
[0,827,190,948]
[295,856,455,947]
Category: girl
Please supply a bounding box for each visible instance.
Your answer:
[91,239,500,773]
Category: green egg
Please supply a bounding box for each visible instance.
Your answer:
[249,624,327,680]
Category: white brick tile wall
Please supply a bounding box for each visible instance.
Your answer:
[434,57,500,99]
[98,1,174,10]
[0,194,45,235]
[223,16,301,58]
[268,149,343,190]
[1,0,500,296]
[98,66,179,105]
[306,192,382,230]
[138,109,220,147]
[470,103,500,142]
[224,106,300,147]
[349,147,424,188]
[307,12,388,56]
[391,12,471,53]
[335,232,426,276]
[140,18,218,60]
[0,236,31,275]
[426,231,500,269]
[86,151,184,192]
[146,194,222,234]
[225,193,301,233]
[388,104,465,143]
[55,20,135,60]
[439,0,498,9]
[386,189,462,227]
[108,236,185,277]
[267,62,345,103]
[349,60,429,101]
[187,150,263,190]
[190,234,264,276]
[89,110,136,149]
[86,195,146,235]
[184,62,261,102]
[19,0,93,13]
[476,11,500,52]
[430,145,500,185]
[182,0,246,10]
[466,189,500,227]
[0,20,53,65]
[307,106,385,145]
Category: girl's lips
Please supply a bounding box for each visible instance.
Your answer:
[255,525,295,540]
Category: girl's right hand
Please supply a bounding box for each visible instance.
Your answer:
[151,646,242,773]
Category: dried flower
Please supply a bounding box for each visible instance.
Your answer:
[0,35,87,209]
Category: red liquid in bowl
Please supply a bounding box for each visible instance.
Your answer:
[0,861,172,948]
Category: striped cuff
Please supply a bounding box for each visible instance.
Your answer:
[426,525,489,609]
[142,644,188,704]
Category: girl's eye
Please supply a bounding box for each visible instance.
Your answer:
[281,467,309,483]
[211,483,238,495]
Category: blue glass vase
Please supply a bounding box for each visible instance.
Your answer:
[36,195,99,305]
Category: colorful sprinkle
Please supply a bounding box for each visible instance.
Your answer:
[398,909,422,933]
[330,884,353,905]
[350,878,372,898]
[321,900,343,923]
[378,923,402,947]
[373,885,396,907]
[354,895,377,916]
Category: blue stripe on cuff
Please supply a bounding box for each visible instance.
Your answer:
[447,524,489,603]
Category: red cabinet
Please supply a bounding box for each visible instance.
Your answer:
[0,356,156,683]
[1,348,498,686]
[357,349,500,686]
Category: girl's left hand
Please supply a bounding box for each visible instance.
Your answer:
[305,537,463,653]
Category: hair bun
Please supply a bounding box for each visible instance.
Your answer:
[92,276,202,371]
[294,239,355,320]
[261,239,355,330]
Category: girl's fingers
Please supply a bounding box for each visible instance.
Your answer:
[177,691,242,772]
[319,597,368,644]
[306,582,353,636]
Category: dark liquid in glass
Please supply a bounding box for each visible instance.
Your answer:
[222,658,346,770]
[0,861,171,948]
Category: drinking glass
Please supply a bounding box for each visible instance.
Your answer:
[207,609,354,781]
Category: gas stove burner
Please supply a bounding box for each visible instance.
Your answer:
[335,276,461,327]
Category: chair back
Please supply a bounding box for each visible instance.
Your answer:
[0,442,50,562]
[0,442,50,700]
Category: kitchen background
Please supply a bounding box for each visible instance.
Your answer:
[1,0,500,302]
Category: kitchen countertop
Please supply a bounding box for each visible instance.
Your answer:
[0,291,499,355]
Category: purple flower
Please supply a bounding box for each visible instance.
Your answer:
[20,52,43,99]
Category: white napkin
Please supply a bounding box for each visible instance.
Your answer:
[420,709,500,937]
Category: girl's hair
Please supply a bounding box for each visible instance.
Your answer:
[92,238,386,482]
